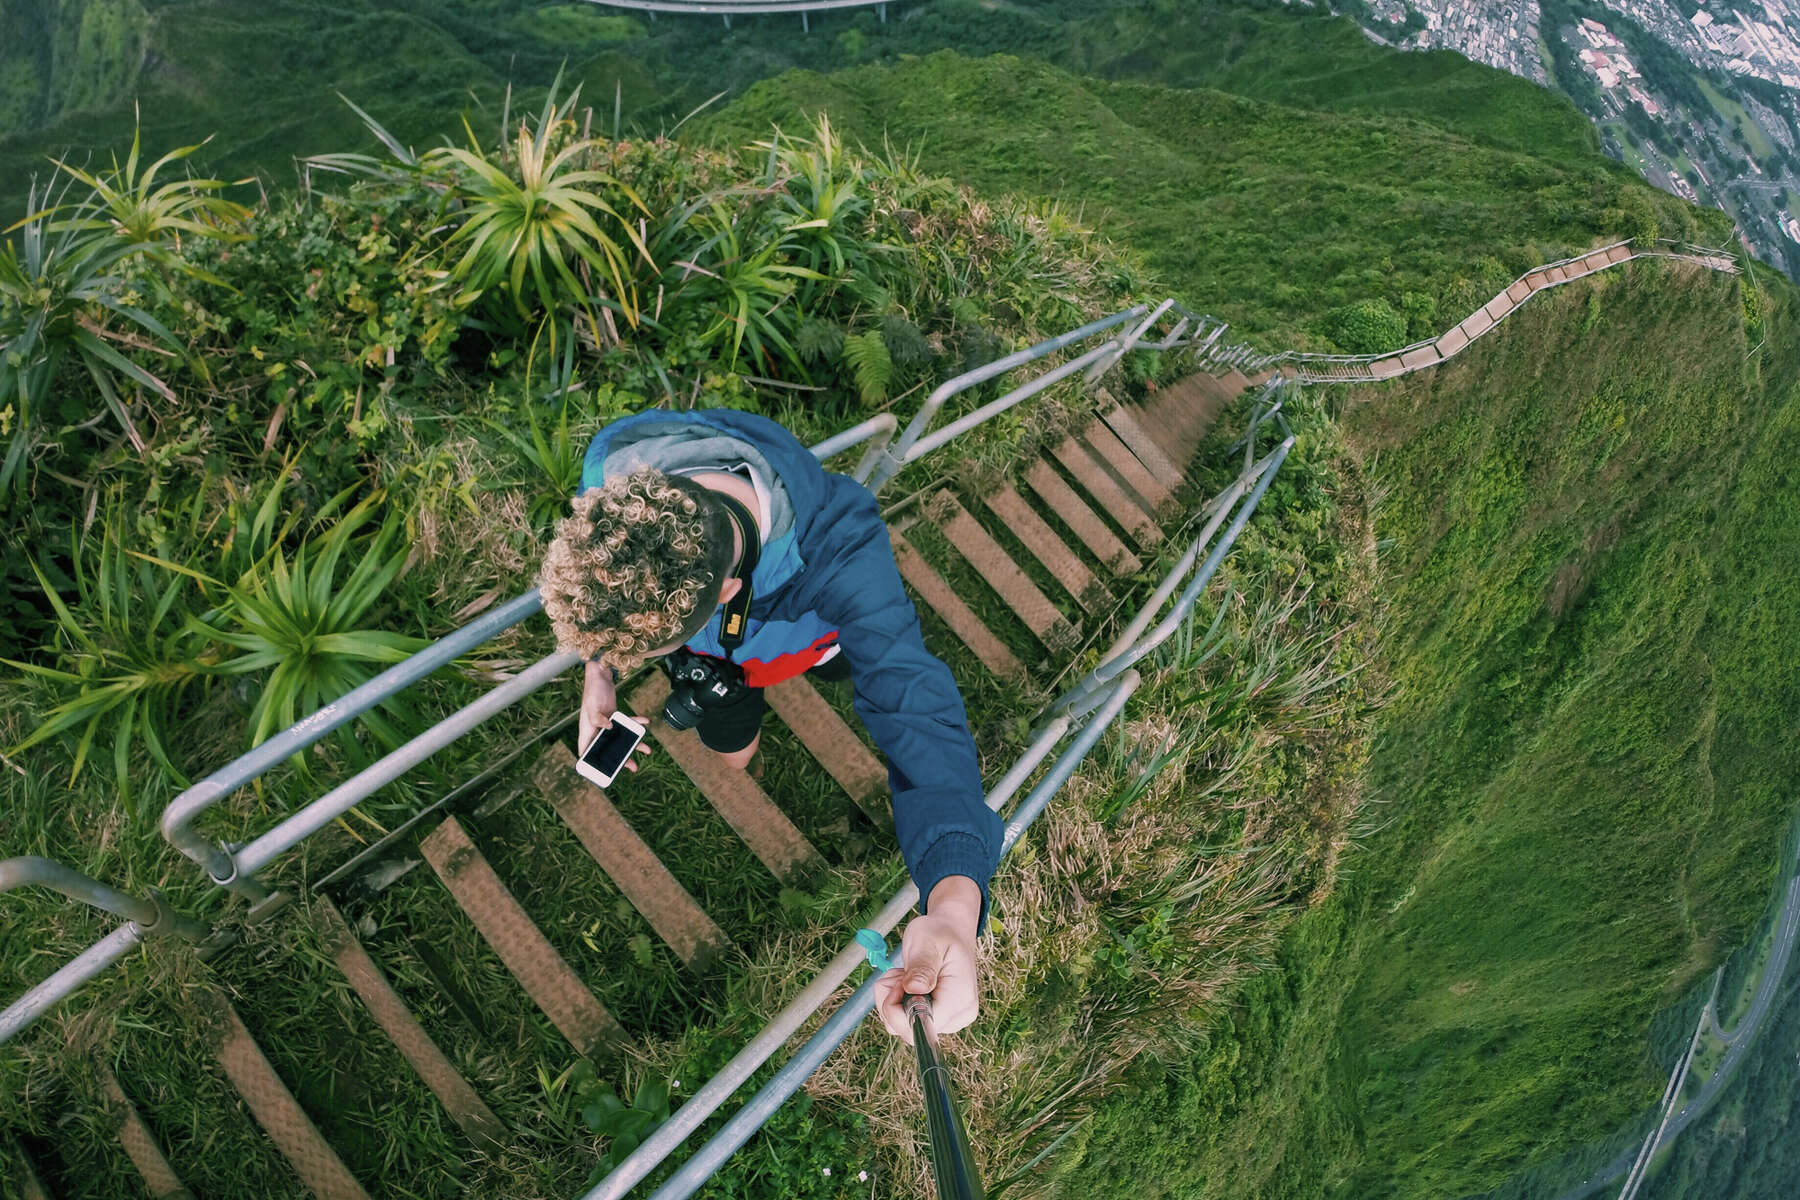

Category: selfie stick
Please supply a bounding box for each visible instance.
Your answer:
[904,993,986,1200]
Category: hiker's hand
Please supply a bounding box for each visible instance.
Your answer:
[578,661,650,775]
[579,660,619,753]
[875,876,983,1046]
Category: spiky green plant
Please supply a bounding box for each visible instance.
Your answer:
[676,197,822,375]
[484,327,603,529]
[0,178,185,493]
[206,491,427,755]
[1,504,218,810]
[757,114,870,278]
[48,111,251,258]
[0,125,247,497]
[300,93,432,192]
[425,74,653,335]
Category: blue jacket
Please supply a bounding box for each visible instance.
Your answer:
[581,409,1002,933]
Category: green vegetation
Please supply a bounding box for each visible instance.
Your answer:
[5,6,1798,1199]
[0,0,151,132]
[5,77,1350,1198]
[0,0,1604,218]
[1053,263,1800,1198]
[704,51,1707,355]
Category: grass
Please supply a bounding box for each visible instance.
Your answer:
[1044,259,1800,1200]
[1695,77,1774,162]
[701,51,1721,352]
[4,9,1797,1200]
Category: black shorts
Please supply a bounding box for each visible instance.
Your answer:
[697,652,853,754]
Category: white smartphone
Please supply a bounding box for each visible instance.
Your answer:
[576,713,647,788]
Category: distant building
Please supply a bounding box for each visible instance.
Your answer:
[1692,10,1714,27]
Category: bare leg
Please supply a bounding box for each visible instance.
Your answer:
[719,732,760,772]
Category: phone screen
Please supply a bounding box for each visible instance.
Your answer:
[579,719,642,781]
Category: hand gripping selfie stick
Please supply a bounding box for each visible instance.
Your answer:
[904,993,986,1200]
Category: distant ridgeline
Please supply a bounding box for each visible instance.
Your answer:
[1,4,1796,1199]
[0,0,150,134]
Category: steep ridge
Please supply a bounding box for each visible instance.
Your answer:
[5,21,1797,1200]
[710,49,1800,1200]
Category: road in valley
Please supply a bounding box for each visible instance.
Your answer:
[1549,847,1800,1200]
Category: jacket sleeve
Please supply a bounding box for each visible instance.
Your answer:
[807,490,1003,936]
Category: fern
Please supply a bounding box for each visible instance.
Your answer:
[796,317,845,364]
[880,314,932,369]
[842,330,893,405]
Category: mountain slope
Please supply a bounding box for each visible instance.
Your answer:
[706,50,1799,1198]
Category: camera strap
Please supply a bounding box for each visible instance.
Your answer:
[712,487,761,654]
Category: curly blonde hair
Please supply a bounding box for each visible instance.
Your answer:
[538,468,733,667]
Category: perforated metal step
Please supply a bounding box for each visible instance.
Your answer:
[420,817,624,1058]
[889,529,1027,681]
[1082,419,1176,518]
[928,492,1078,654]
[530,745,731,970]
[1099,404,1184,491]
[205,991,371,1200]
[97,1062,193,1200]
[310,897,506,1149]
[6,1139,54,1200]
[981,483,1108,614]
[627,674,825,882]
[1048,437,1162,549]
[764,676,892,831]
[1023,460,1142,577]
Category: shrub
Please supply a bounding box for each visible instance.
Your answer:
[1320,298,1408,354]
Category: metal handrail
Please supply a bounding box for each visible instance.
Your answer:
[0,857,208,1044]
[865,307,1149,490]
[616,673,1144,1200]
[0,857,199,938]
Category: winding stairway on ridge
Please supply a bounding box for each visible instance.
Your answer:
[4,237,1746,1199]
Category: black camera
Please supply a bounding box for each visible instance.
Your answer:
[661,649,751,731]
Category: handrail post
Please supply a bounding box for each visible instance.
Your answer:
[865,306,1148,494]
[0,857,208,941]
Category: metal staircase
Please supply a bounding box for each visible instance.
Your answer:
[1,235,1744,1197]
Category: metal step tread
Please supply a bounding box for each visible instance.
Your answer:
[889,528,1027,682]
[7,1138,55,1200]
[1023,459,1142,578]
[763,676,893,831]
[1082,418,1176,518]
[1049,436,1162,549]
[204,990,371,1200]
[980,482,1108,614]
[627,674,825,883]
[97,1061,194,1200]
[420,816,624,1058]
[529,744,732,970]
[928,491,1079,654]
[1099,404,1185,491]
[310,896,507,1149]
